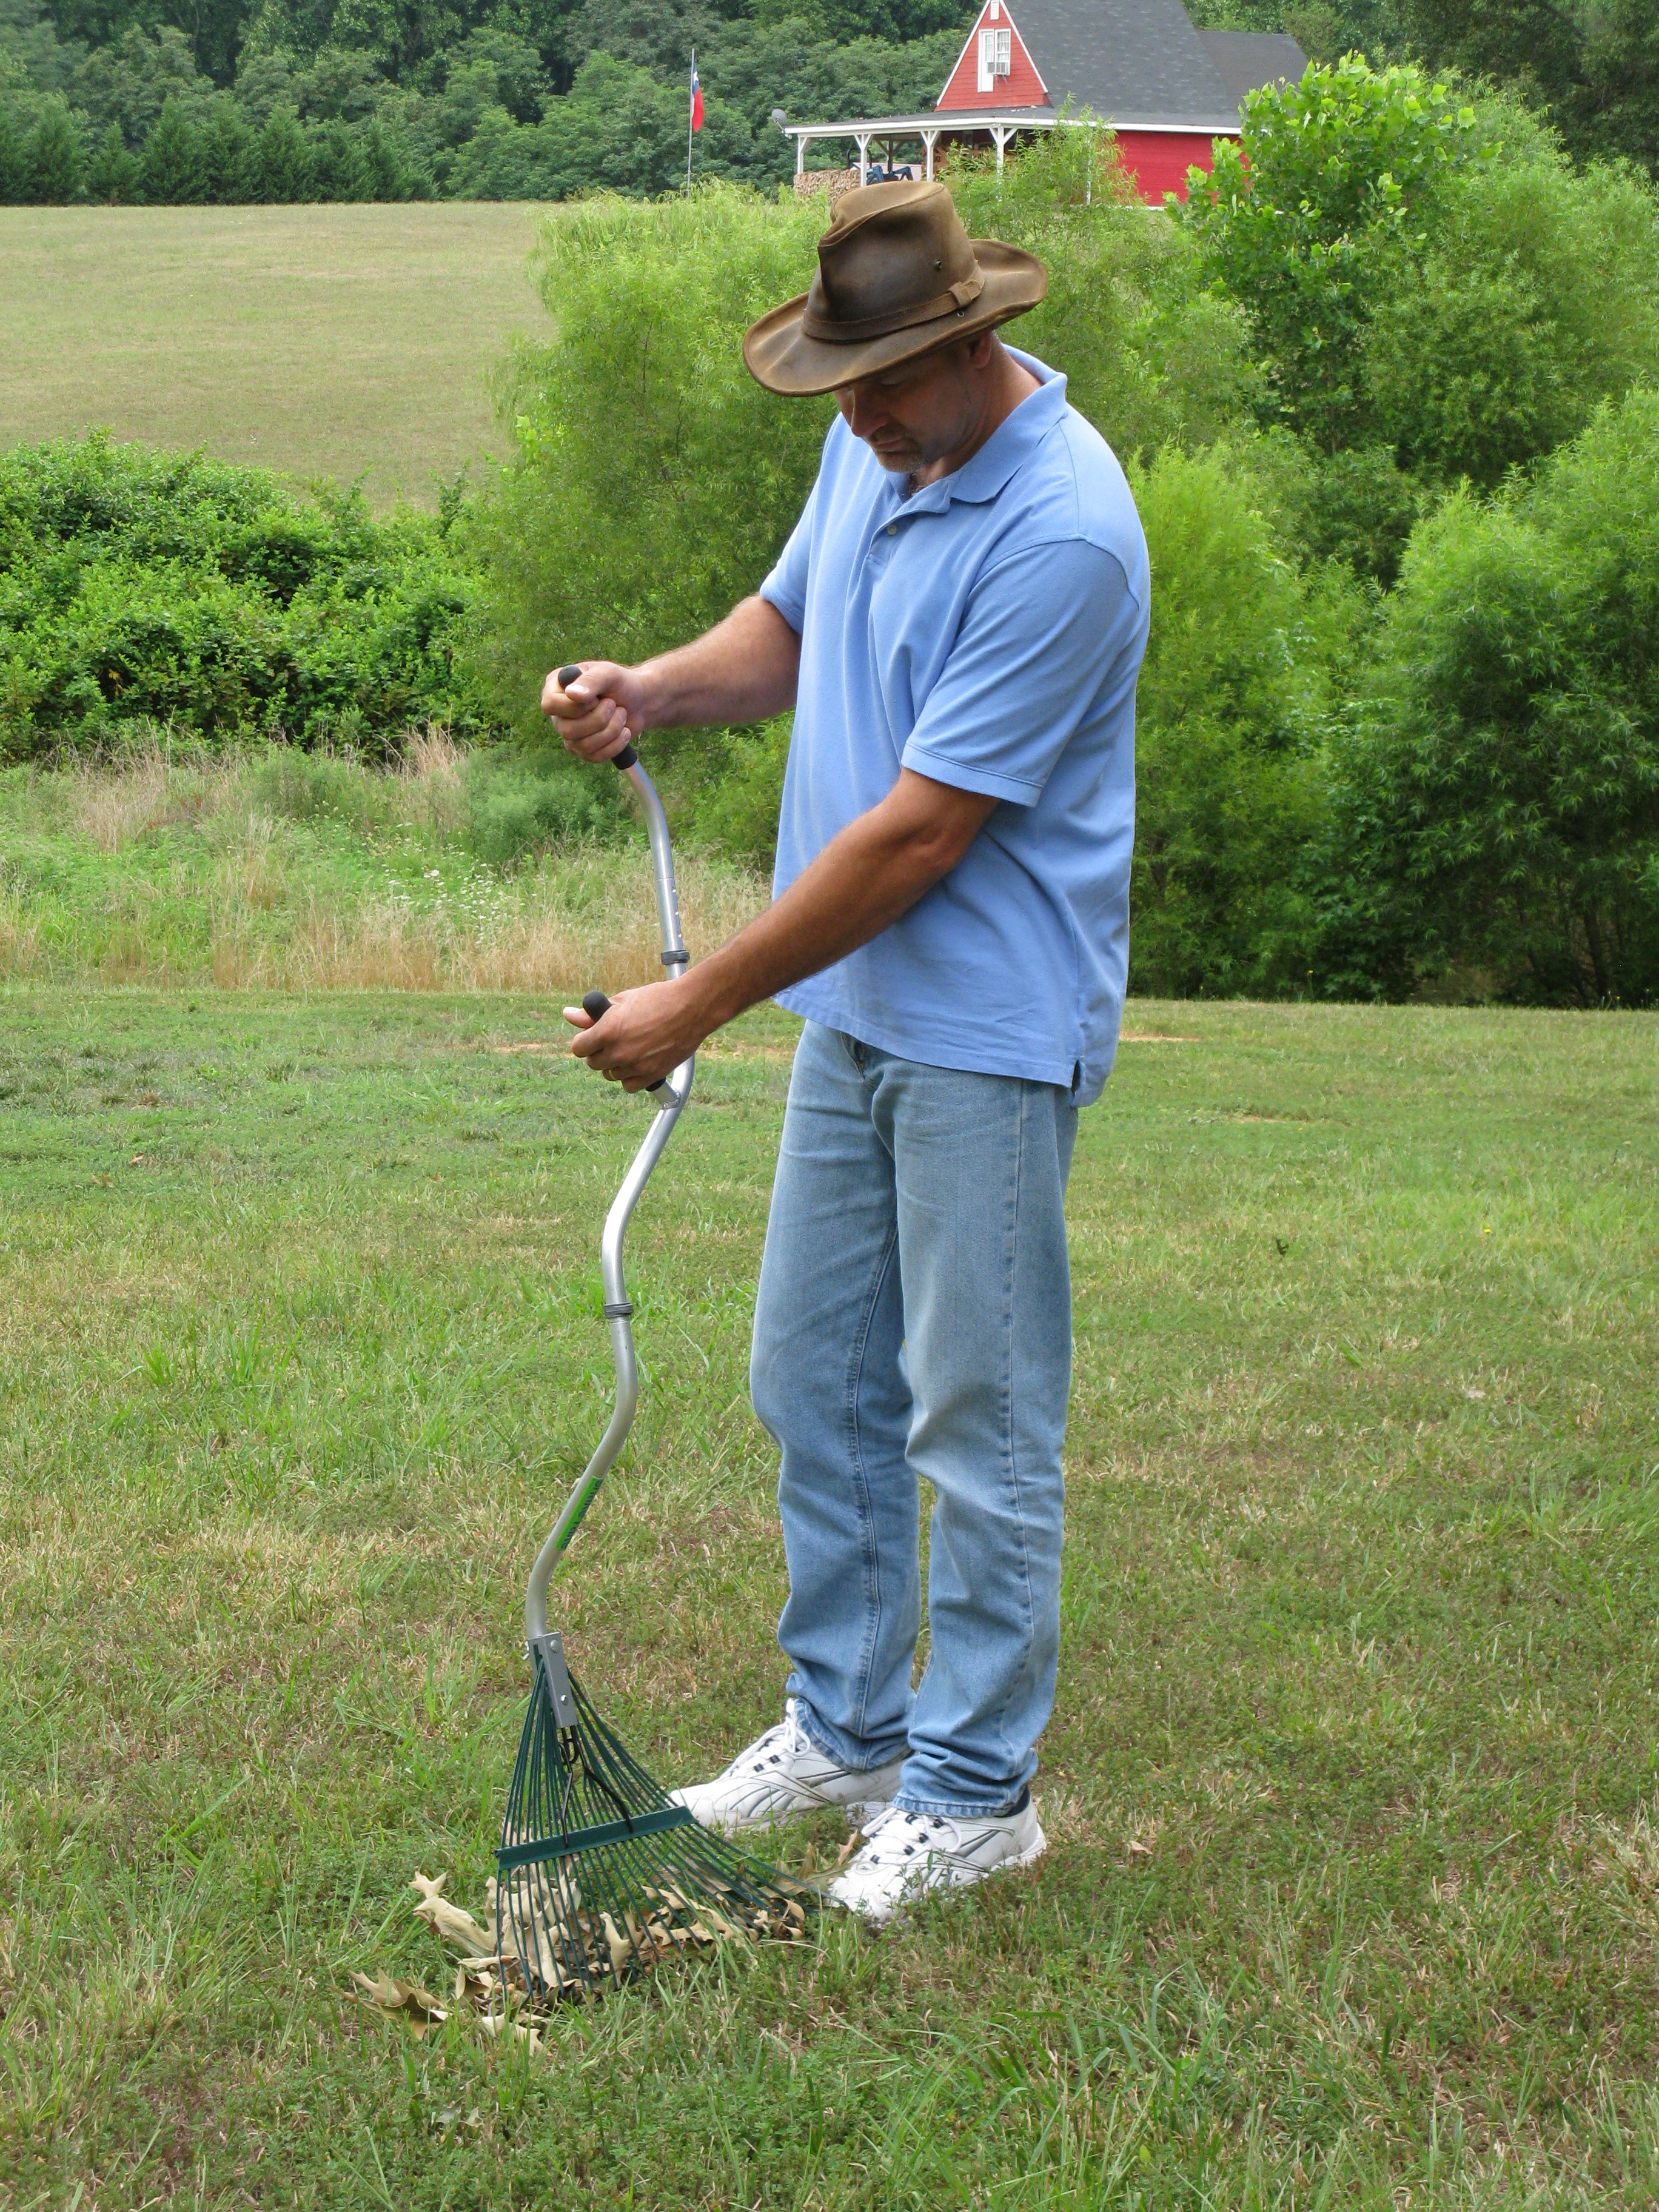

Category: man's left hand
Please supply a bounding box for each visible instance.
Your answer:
[564,979,708,1091]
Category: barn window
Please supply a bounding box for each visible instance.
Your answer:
[977,24,1011,87]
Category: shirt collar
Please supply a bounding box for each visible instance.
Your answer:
[897,349,1068,515]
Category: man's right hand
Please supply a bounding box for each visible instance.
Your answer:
[539,599,802,755]
[540,660,649,763]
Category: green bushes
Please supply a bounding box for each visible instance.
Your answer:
[1127,446,1355,998]
[469,184,834,831]
[1325,391,1659,1006]
[0,437,493,759]
[1181,61,1659,583]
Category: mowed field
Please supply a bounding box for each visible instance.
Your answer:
[2,953,1657,2203]
[0,203,554,504]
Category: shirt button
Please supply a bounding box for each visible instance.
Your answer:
[887,523,897,536]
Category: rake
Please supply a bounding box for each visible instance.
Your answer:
[495,691,809,2002]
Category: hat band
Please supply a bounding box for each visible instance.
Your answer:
[799,270,985,345]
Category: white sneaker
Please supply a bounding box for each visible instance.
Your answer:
[669,1700,904,1837]
[826,1799,1047,1925]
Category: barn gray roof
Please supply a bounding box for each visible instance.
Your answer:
[1002,0,1302,129]
[1197,30,1309,109]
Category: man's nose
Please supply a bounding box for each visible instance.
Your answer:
[845,386,888,439]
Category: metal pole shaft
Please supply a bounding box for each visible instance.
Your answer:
[523,757,693,1646]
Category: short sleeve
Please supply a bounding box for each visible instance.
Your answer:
[759,481,818,635]
[900,538,1139,807]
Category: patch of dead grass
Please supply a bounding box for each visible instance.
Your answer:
[210,851,768,994]
[73,739,244,851]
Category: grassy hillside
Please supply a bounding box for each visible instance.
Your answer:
[0,204,552,505]
[1,920,1657,2194]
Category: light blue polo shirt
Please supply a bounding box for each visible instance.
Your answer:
[759,347,1147,1107]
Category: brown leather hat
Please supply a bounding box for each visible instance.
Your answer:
[744,179,1047,397]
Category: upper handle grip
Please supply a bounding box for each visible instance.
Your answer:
[580,990,667,1096]
[558,666,637,770]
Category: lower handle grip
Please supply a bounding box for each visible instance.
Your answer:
[558,667,637,770]
[580,991,666,1096]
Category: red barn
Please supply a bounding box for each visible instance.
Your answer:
[782,0,1305,204]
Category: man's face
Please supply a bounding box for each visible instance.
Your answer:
[834,335,993,477]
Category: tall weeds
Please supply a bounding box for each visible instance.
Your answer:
[1,737,768,992]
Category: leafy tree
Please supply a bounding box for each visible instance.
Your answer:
[1126,444,1352,996]
[1570,0,1659,172]
[253,92,307,190]
[84,107,136,188]
[200,85,250,189]
[27,87,82,192]
[747,0,964,37]
[44,0,252,83]
[139,83,203,190]
[1361,134,1659,487]
[230,41,297,121]
[1327,390,1659,1005]
[1181,58,1489,449]
[294,39,379,114]
[73,21,209,140]
[1393,0,1657,172]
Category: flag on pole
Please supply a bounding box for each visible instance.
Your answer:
[689,55,704,132]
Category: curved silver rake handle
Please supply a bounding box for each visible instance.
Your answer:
[524,742,693,1646]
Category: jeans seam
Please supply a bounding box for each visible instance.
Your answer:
[844,1213,900,1749]
[995,1083,1037,1786]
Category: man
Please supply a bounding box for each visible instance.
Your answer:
[543,181,1148,1923]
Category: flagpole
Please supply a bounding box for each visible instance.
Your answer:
[687,45,694,192]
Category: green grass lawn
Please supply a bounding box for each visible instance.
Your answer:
[0,204,552,506]
[1,986,1656,2208]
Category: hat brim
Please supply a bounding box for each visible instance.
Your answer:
[742,241,1047,398]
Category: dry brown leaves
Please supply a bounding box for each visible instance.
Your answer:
[349,1866,809,2047]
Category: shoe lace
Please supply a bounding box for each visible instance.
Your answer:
[736,1699,813,1777]
[856,1805,944,1862]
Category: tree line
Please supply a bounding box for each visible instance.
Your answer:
[1,0,1655,206]
[0,0,961,203]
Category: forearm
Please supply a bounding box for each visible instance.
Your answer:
[685,773,993,1031]
[637,596,800,729]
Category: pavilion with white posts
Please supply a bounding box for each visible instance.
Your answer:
[783,104,1053,185]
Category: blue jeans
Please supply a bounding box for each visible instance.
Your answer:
[750,1022,1078,1817]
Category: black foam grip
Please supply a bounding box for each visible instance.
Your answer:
[557,663,582,686]
[578,988,666,1093]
